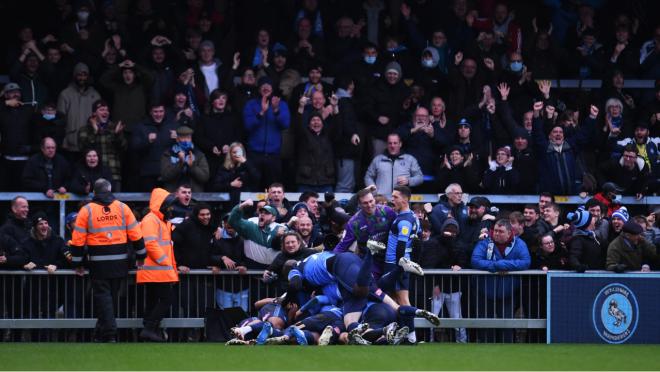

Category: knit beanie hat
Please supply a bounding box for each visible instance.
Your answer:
[567,208,591,229]
[385,61,402,76]
[612,206,629,222]
[32,211,49,228]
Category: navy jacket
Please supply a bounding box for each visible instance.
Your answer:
[532,115,596,194]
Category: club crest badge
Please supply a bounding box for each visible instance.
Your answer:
[592,283,638,344]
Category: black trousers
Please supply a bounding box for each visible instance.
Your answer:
[143,282,175,327]
[91,278,122,338]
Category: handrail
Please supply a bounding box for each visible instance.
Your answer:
[2,192,655,205]
[0,269,647,275]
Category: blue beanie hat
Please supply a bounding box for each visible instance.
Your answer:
[567,208,591,229]
[65,212,78,225]
[611,206,629,222]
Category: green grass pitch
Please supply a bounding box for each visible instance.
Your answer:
[2,343,660,370]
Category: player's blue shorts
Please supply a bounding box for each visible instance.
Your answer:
[383,262,410,291]
[258,303,288,322]
[361,303,397,328]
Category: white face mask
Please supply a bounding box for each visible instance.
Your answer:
[422,59,435,68]
[77,11,90,22]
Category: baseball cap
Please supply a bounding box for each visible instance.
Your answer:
[259,205,279,218]
[467,196,490,208]
[2,83,21,94]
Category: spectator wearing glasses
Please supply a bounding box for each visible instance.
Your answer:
[429,183,468,237]
[598,144,651,199]
[397,106,448,192]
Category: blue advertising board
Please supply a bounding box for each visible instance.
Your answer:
[547,272,660,344]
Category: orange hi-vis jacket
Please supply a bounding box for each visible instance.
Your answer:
[69,195,145,279]
[136,188,179,284]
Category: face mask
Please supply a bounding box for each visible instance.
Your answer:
[364,56,376,65]
[510,61,523,72]
[178,141,193,152]
[42,113,56,120]
[77,11,90,21]
[422,59,435,68]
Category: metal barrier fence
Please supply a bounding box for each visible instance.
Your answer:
[0,270,548,343]
[1,192,658,239]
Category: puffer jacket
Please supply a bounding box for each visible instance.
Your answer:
[364,153,423,195]
[471,236,531,299]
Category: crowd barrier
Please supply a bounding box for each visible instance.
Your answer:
[1,192,658,239]
[0,270,548,343]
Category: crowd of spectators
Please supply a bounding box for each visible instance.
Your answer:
[0,0,658,197]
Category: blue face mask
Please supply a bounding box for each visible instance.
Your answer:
[42,113,56,120]
[364,56,376,65]
[178,141,193,152]
[510,61,523,72]
[422,59,435,68]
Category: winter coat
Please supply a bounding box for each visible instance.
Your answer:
[397,121,449,175]
[435,161,482,194]
[531,115,596,195]
[334,96,361,159]
[0,233,27,269]
[21,153,70,193]
[57,83,102,152]
[512,147,538,193]
[429,196,468,237]
[482,162,520,194]
[568,229,606,270]
[532,245,569,270]
[612,136,660,181]
[212,232,246,269]
[68,161,114,195]
[364,153,423,195]
[471,236,531,299]
[33,114,66,149]
[194,110,243,173]
[22,228,69,268]
[172,214,221,269]
[521,220,552,254]
[131,117,178,177]
[78,121,127,184]
[606,235,659,271]
[0,103,34,156]
[99,64,155,132]
[598,156,651,195]
[243,97,291,154]
[160,147,210,193]
[210,161,258,204]
[455,217,495,265]
[294,113,338,186]
[363,79,410,140]
[0,215,31,246]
